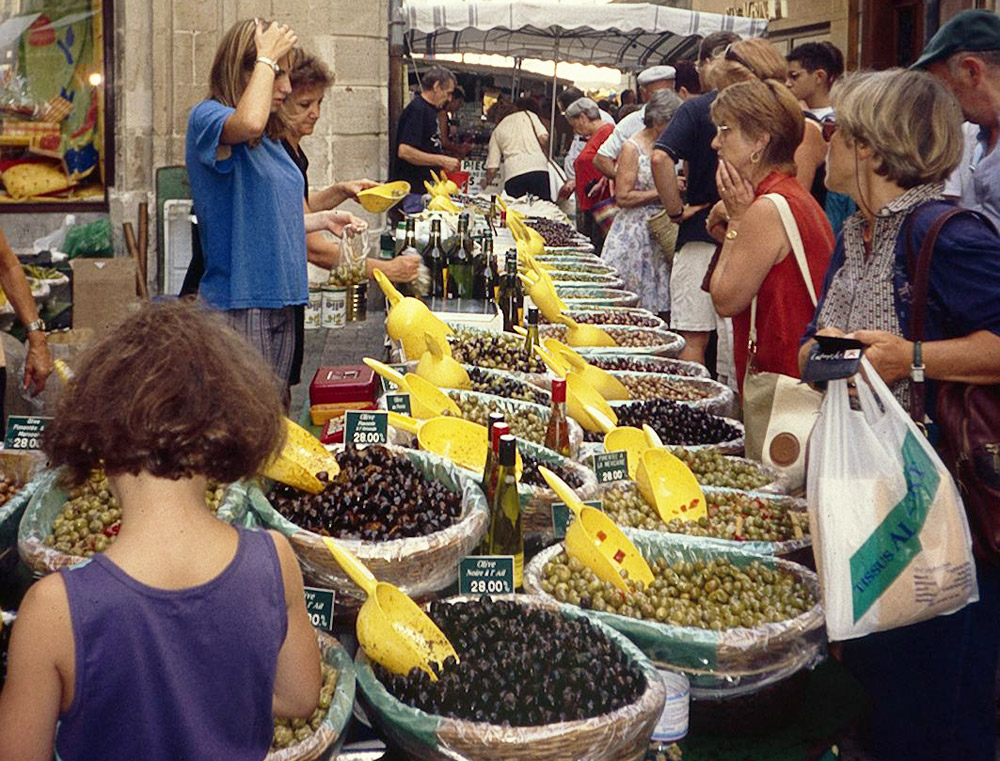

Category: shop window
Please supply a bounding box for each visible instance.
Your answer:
[0,0,111,210]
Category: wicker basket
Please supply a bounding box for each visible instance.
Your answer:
[581,416,745,458]
[242,445,488,605]
[17,469,254,577]
[524,537,825,699]
[557,288,641,308]
[536,262,617,276]
[605,373,736,416]
[267,631,356,761]
[355,594,665,761]
[586,354,710,379]
[540,307,666,331]
[538,324,684,358]
[546,272,626,289]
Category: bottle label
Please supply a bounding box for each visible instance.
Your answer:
[459,555,515,595]
[593,450,629,483]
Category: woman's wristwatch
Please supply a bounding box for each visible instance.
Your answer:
[25,318,45,334]
[255,55,280,74]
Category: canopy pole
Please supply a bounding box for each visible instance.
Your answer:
[549,38,559,161]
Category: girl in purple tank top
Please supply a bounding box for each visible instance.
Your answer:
[0,300,320,761]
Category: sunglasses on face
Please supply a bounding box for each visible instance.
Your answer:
[821,118,838,142]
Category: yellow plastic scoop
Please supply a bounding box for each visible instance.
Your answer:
[556,344,631,401]
[539,467,653,595]
[635,446,707,523]
[263,418,341,495]
[553,313,617,348]
[357,181,410,213]
[415,332,471,390]
[386,412,522,476]
[323,538,458,679]
[372,269,452,360]
[584,404,649,480]
[565,373,618,434]
[363,358,460,419]
[518,270,567,322]
[533,345,569,376]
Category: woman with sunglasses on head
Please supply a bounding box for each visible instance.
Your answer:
[799,69,1000,761]
[185,19,362,397]
[705,78,833,398]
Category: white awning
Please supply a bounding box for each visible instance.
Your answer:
[404,1,770,70]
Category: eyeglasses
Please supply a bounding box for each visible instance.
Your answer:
[821,118,838,142]
[724,43,759,79]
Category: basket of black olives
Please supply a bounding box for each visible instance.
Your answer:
[600,481,810,557]
[582,400,744,456]
[545,271,626,289]
[268,631,355,761]
[587,354,711,379]
[539,325,684,358]
[606,373,736,417]
[441,389,585,457]
[556,287,641,308]
[539,307,666,331]
[251,444,488,604]
[355,594,665,761]
[17,469,242,577]
[526,216,589,246]
[524,534,825,696]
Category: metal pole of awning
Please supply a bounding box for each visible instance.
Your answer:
[549,37,559,161]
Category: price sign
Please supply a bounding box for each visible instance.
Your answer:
[303,586,336,632]
[459,556,515,596]
[551,500,602,540]
[386,393,411,415]
[345,410,388,445]
[380,364,409,393]
[4,416,51,450]
[593,451,628,484]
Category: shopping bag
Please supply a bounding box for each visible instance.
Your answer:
[806,359,979,641]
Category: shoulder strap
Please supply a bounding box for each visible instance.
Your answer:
[748,193,816,343]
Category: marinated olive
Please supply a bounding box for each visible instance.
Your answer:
[583,399,738,446]
[271,661,339,749]
[447,329,548,374]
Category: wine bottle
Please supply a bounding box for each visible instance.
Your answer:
[523,307,540,356]
[447,214,475,299]
[481,414,506,505]
[400,218,419,258]
[544,378,572,457]
[483,434,523,588]
[498,252,524,332]
[481,238,498,306]
[423,218,446,299]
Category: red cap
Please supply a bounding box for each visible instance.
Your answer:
[492,422,510,451]
[551,378,566,403]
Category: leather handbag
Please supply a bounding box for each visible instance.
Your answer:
[742,193,824,493]
[908,206,1000,565]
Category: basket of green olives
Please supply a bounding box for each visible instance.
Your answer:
[243,444,488,605]
[555,287,641,308]
[599,481,810,557]
[268,631,355,761]
[17,469,242,577]
[538,324,684,358]
[402,362,551,406]
[539,307,667,331]
[441,389,584,457]
[524,534,824,696]
[355,594,666,761]
[442,328,551,381]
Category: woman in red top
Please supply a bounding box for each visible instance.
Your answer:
[706,78,834,392]
[565,97,615,246]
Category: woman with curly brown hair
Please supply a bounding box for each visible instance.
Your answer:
[0,301,320,761]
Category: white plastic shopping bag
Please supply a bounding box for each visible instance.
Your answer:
[806,359,978,641]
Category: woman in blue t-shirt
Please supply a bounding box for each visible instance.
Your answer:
[185,19,361,394]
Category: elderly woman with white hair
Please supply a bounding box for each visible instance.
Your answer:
[565,97,615,246]
[600,89,683,313]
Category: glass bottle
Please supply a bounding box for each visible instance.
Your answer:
[422,218,446,299]
[400,218,419,258]
[481,414,507,505]
[483,434,523,588]
[481,238,498,306]
[498,252,524,332]
[523,307,540,356]
[447,214,475,299]
[544,378,572,457]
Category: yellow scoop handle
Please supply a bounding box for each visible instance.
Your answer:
[403,372,462,417]
[386,410,422,434]
[566,373,618,432]
[643,424,664,449]
[583,403,618,435]
[364,357,410,392]
[372,268,403,307]
[539,466,654,594]
[534,345,568,376]
[322,537,378,597]
[559,348,631,401]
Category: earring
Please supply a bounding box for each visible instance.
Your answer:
[750,150,761,164]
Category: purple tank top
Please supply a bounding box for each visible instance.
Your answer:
[55,526,288,761]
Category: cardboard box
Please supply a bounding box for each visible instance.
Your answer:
[70,258,139,338]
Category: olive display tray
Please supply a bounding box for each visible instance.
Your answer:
[607,373,737,416]
[585,354,711,379]
[524,536,825,698]
[556,287,641,308]
[354,594,665,761]
[580,415,745,458]
[401,362,551,407]
[539,306,666,331]
[537,324,684,358]
[545,272,626,289]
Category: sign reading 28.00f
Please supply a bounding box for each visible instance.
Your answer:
[344,410,388,445]
[4,415,51,450]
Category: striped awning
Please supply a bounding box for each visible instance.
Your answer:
[404,1,770,69]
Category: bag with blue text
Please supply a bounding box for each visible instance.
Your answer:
[806,358,979,641]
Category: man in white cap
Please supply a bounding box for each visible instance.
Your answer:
[593,65,676,178]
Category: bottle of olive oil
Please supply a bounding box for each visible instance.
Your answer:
[481,412,505,501]
[498,252,524,331]
[483,434,523,588]
[423,218,446,299]
[447,214,474,299]
[523,307,540,356]
[544,378,571,457]
[479,237,498,305]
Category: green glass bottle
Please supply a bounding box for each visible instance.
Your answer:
[423,218,446,299]
[447,214,474,299]
[483,434,523,588]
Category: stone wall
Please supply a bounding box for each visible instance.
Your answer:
[2,0,391,292]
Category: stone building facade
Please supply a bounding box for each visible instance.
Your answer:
[2,0,392,291]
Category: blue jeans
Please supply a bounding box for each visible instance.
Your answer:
[842,558,1000,761]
